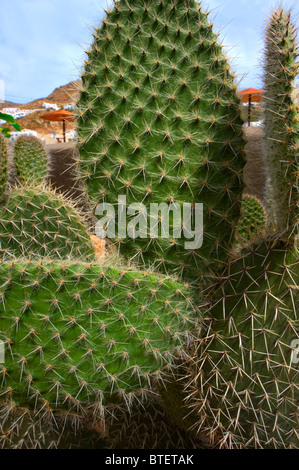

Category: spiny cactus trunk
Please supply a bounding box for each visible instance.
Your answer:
[76,0,246,286]
[0,134,8,200]
[263,9,299,237]
[235,194,267,244]
[187,238,299,449]
[13,135,49,186]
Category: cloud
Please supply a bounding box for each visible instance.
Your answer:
[0,0,108,103]
[0,0,299,103]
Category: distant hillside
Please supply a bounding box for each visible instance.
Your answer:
[2,80,81,136]
[46,80,80,105]
[0,100,21,110]
[18,80,81,111]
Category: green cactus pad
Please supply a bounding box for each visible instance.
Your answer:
[0,260,197,424]
[76,0,246,285]
[14,135,48,186]
[0,134,8,199]
[188,238,299,448]
[0,186,95,261]
[263,9,299,235]
[235,195,267,243]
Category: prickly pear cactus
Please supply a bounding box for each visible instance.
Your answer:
[0,134,8,199]
[13,135,48,186]
[187,238,299,449]
[263,9,299,235]
[0,259,196,443]
[235,195,267,243]
[76,0,246,285]
[0,186,95,261]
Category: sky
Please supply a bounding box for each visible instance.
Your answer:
[0,0,299,104]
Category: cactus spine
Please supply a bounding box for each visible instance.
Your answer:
[0,259,196,445]
[188,239,298,448]
[0,134,8,199]
[183,9,299,450]
[235,195,267,244]
[263,10,299,236]
[14,135,49,186]
[0,186,95,261]
[76,0,246,285]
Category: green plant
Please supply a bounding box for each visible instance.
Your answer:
[181,8,299,450]
[0,112,21,138]
[0,186,95,261]
[0,1,298,451]
[76,0,246,286]
[235,195,267,243]
[14,135,49,185]
[263,9,299,235]
[188,238,298,448]
[0,134,8,199]
[0,259,196,446]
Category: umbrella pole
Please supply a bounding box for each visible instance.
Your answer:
[63,118,66,143]
[248,94,252,127]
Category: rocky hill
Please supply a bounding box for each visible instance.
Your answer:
[1,81,81,137]
[0,100,21,110]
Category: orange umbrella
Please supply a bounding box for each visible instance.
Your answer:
[239,88,264,127]
[40,109,75,142]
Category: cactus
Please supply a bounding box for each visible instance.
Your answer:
[0,186,95,261]
[235,195,267,243]
[14,135,48,186]
[0,134,8,200]
[187,238,299,449]
[76,0,246,285]
[180,8,299,450]
[0,259,196,445]
[0,407,104,449]
[263,9,299,235]
[100,397,205,449]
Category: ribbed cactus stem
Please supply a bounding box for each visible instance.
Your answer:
[263,9,299,237]
[235,195,267,244]
[187,238,299,449]
[0,134,8,199]
[13,135,49,186]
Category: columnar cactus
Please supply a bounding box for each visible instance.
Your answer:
[14,136,49,186]
[187,239,299,448]
[0,259,196,445]
[76,0,246,285]
[0,134,8,199]
[0,186,95,261]
[263,9,299,235]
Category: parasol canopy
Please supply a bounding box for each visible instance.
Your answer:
[239,88,264,103]
[40,110,75,142]
[239,88,264,126]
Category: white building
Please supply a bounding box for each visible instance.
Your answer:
[64,104,75,110]
[2,107,20,115]
[2,107,37,120]
[43,102,59,111]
